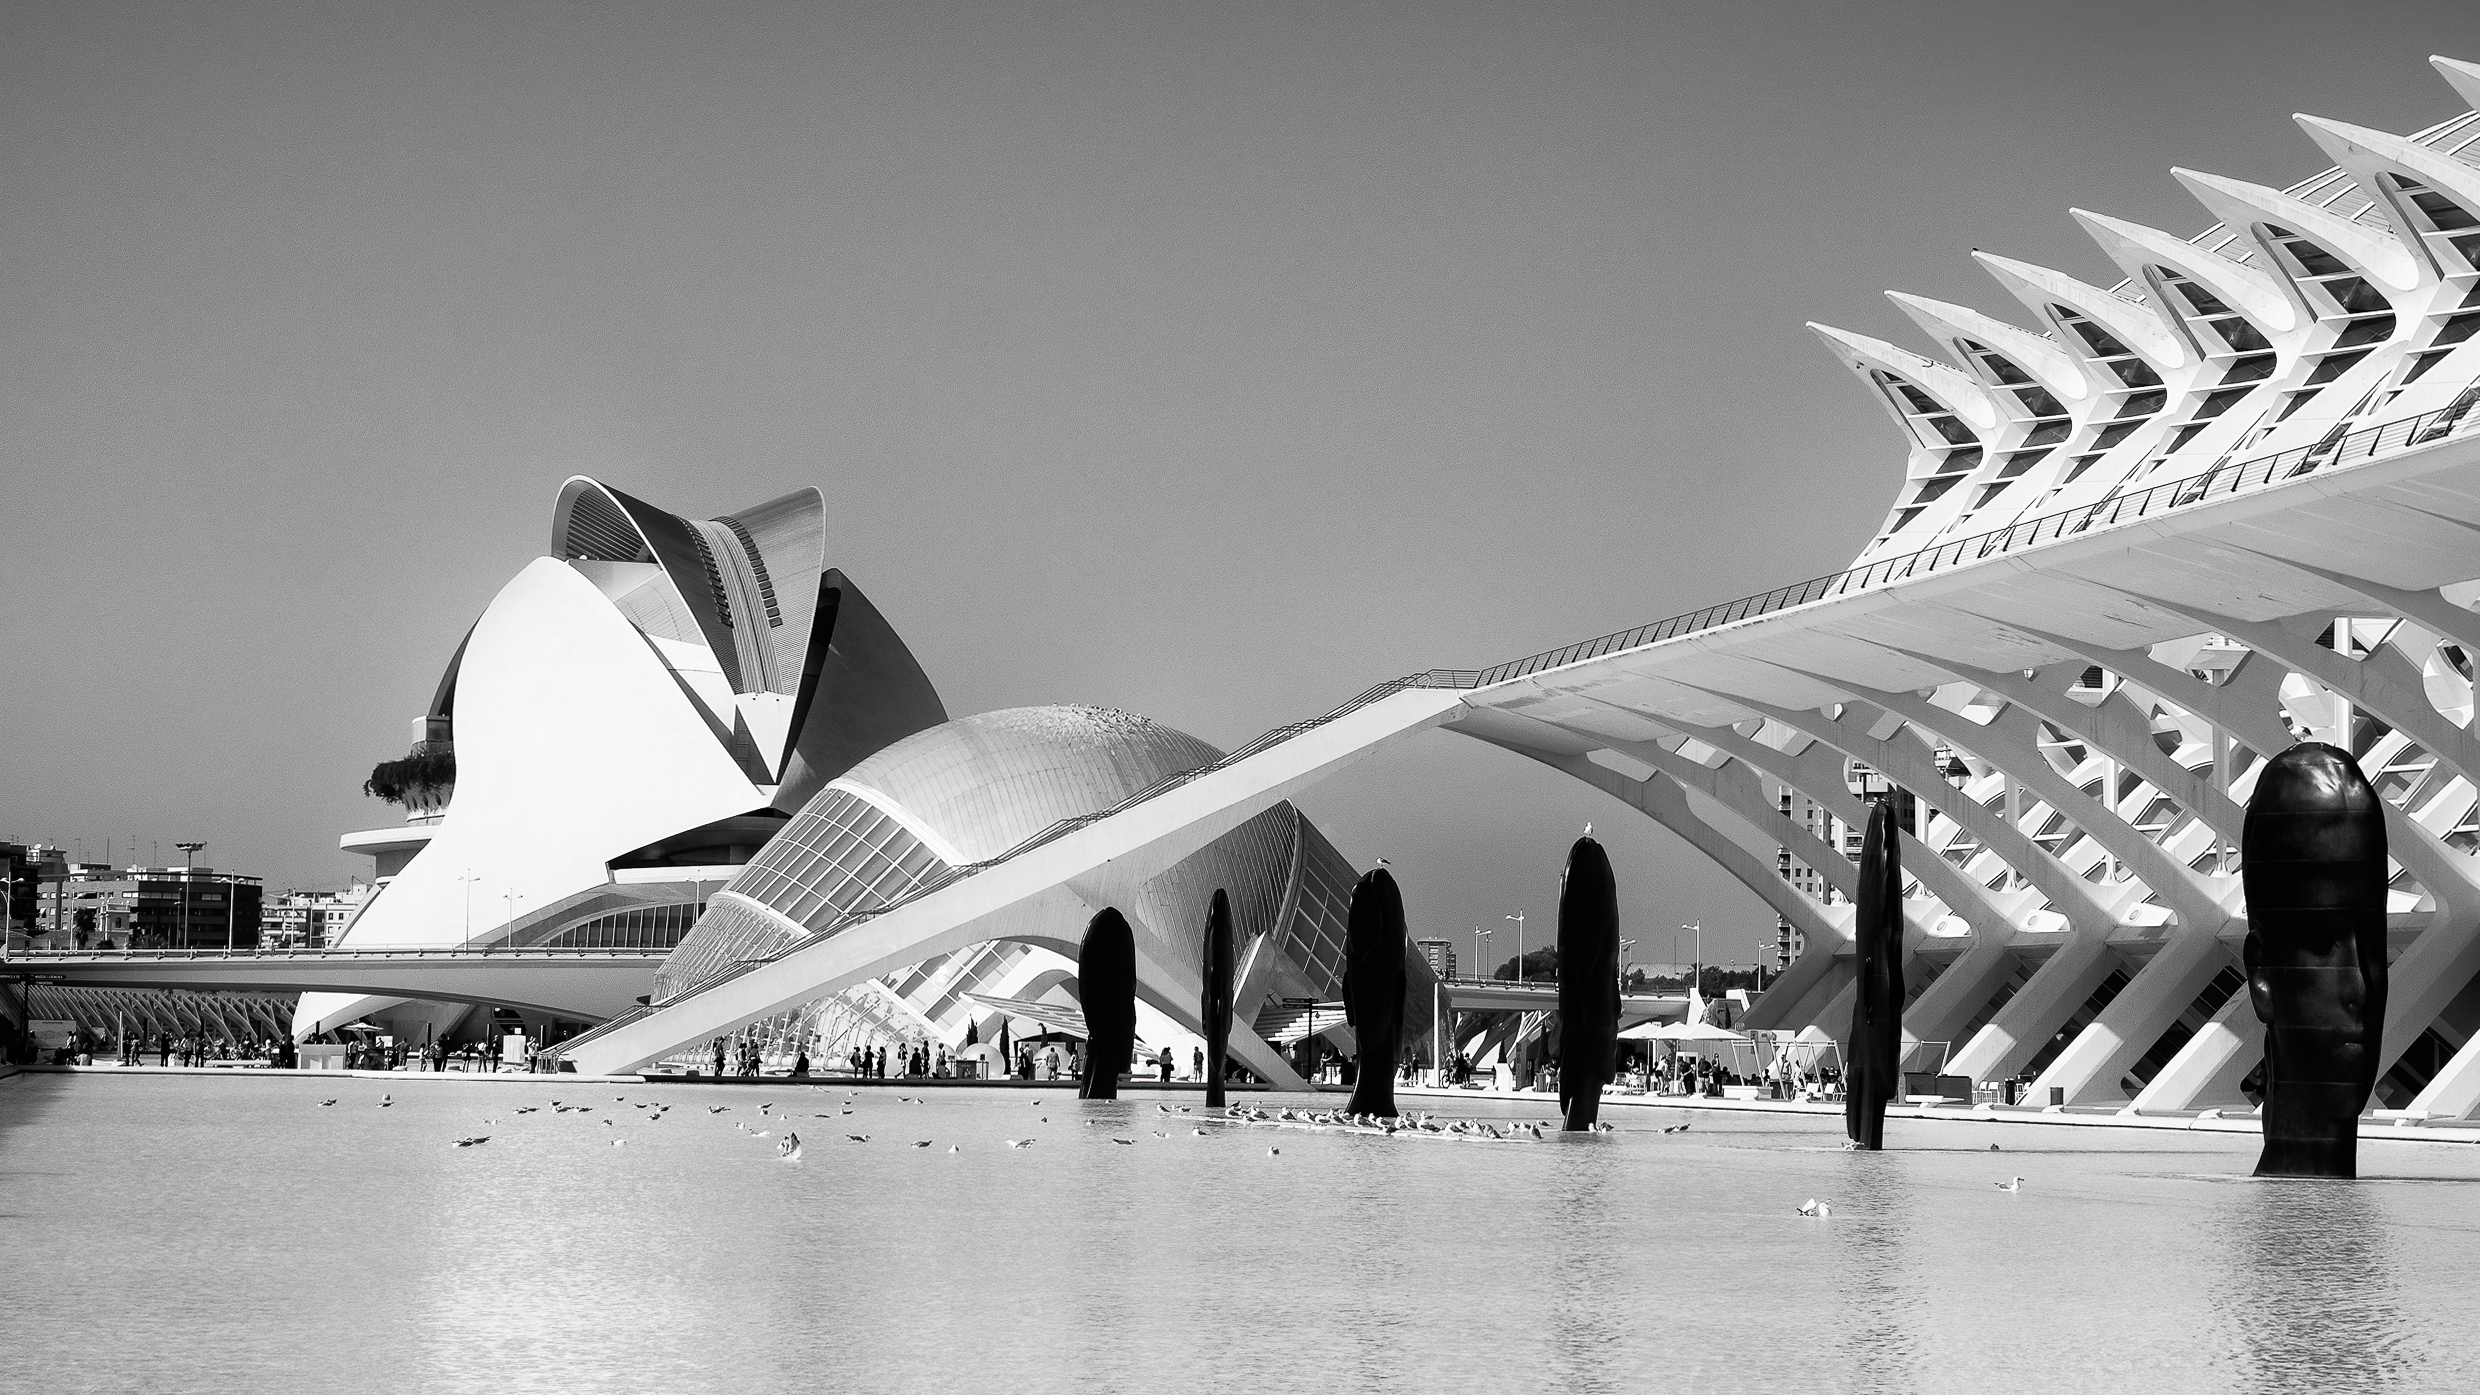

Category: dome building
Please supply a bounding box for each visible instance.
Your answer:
[656,705,1436,1086]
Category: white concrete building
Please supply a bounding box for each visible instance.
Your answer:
[564,56,2480,1128]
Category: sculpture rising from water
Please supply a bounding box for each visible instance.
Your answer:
[1342,869,1406,1117]
[2244,742,2388,1179]
[1202,888,1235,1110]
[1845,798,1904,1150]
[1077,907,1138,1101]
[1557,835,1621,1131]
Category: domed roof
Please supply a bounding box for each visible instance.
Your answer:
[835,706,1222,861]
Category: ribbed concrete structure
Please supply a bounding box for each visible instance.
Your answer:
[567,58,2480,1125]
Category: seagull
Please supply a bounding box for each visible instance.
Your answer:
[709,1106,728,1114]
[602,1119,615,1128]
[319,1099,337,1107]
[1156,1104,1171,1113]
[1995,1176,2024,1192]
[1151,1131,1168,1138]
[1585,822,1593,836]
[1267,1147,1281,1156]
[755,1131,771,1138]
[948,1144,960,1153]
[379,1095,393,1108]
[1989,1143,2002,1151]
[779,1133,803,1161]
[1193,1128,1209,1136]
[910,1140,933,1148]
[846,1133,871,1143]
[612,1139,627,1148]
[1797,1199,1830,1217]
[454,1136,489,1147]
[1112,1138,1136,1146]
[1006,1138,1034,1149]
[1662,1122,1690,1134]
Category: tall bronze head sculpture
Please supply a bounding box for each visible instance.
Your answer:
[2244,742,2387,1178]
[1845,797,1905,1151]
[1557,835,1622,1131]
[1201,888,1235,1110]
[1342,868,1407,1117]
[1078,907,1138,1101]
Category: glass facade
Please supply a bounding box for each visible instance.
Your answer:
[654,789,951,1003]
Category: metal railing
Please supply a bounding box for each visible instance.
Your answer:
[1473,387,2480,688]
[1,944,669,962]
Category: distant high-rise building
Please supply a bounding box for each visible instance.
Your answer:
[1414,937,1457,982]
[261,883,374,950]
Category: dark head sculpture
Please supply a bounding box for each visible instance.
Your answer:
[1342,868,1407,1117]
[1845,797,1905,1151]
[1556,835,1622,1131]
[1202,888,1235,1110]
[2243,741,2387,1178]
[1077,907,1138,1101]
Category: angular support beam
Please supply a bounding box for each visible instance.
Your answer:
[1946,928,2119,1083]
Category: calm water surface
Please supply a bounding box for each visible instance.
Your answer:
[5,1072,2479,1393]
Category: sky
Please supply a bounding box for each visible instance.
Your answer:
[10,1,2480,977]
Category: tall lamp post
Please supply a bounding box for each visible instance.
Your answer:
[1682,921,1703,1011]
[1506,910,1526,984]
[174,842,205,950]
[1474,925,1492,982]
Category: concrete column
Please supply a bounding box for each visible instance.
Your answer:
[2026,929,2235,1105]
[2125,987,2262,1113]
[1946,928,2120,1083]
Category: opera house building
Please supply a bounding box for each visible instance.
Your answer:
[326,478,1415,1084]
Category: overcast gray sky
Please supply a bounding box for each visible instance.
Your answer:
[10,1,2480,974]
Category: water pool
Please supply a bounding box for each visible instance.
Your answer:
[5,1072,2477,1393]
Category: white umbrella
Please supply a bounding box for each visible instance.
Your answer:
[1657,1019,1750,1042]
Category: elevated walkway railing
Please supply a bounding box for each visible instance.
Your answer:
[2,945,669,962]
[1474,385,2480,687]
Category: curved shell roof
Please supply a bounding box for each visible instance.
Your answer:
[836,705,1222,862]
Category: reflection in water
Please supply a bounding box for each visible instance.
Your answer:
[2217,1181,2411,1395]
[1542,1143,1627,1395]
[11,1077,2480,1392]
[1832,1154,1924,1395]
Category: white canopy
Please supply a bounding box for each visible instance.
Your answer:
[1625,1019,1750,1042]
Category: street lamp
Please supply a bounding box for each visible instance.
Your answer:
[1619,938,1637,992]
[1506,910,1526,984]
[1474,924,1492,981]
[174,842,205,950]
[1682,921,1704,1006]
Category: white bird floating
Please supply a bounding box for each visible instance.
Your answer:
[1006,1139,1034,1149]
[1995,1176,2024,1192]
[779,1133,802,1161]
[1797,1198,1831,1217]
[1267,1147,1281,1157]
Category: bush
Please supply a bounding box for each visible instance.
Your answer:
[364,748,456,805]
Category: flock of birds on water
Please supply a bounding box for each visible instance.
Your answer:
[311,1087,2033,1210]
